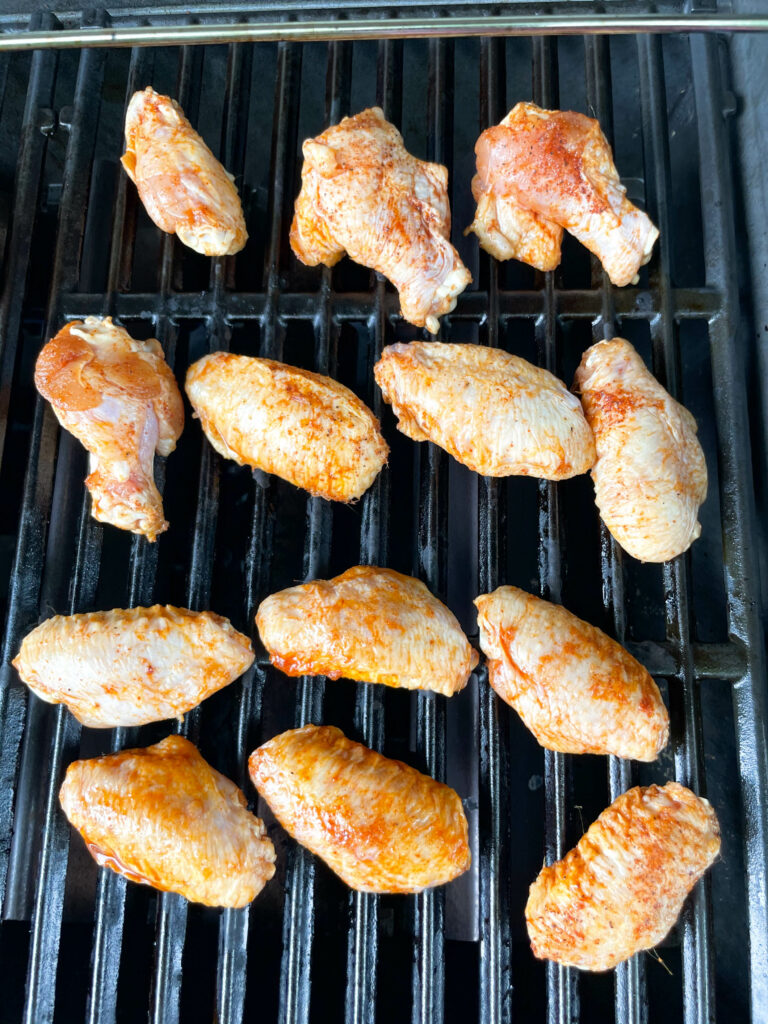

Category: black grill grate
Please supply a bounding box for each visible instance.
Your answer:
[0,16,766,1024]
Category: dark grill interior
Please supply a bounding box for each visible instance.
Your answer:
[0,16,766,1024]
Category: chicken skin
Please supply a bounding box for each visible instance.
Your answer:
[60,735,275,907]
[34,317,184,541]
[122,86,247,256]
[290,107,471,333]
[574,338,707,562]
[13,606,254,727]
[185,352,387,502]
[526,782,720,971]
[249,725,470,893]
[474,586,669,760]
[256,566,477,697]
[374,342,595,480]
[470,103,659,285]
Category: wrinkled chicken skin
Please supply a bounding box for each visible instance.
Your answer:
[60,736,275,907]
[291,107,471,333]
[122,86,247,256]
[256,566,477,697]
[526,782,720,971]
[185,352,387,502]
[250,725,470,893]
[574,338,707,562]
[471,103,658,285]
[474,586,669,760]
[13,605,254,728]
[374,342,595,480]
[34,317,184,540]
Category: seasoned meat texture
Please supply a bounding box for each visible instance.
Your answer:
[290,107,471,333]
[13,605,254,727]
[121,86,247,256]
[526,782,720,971]
[34,317,184,541]
[185,351,387,502]
[472,103,658,286]
[574,338,707,562]
[249,725,470,893]
[374,342,595,480]
[60,736,275,907]
[256,566,477,697]
[474,586,668,760]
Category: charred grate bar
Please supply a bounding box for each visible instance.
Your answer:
[0,12,765,1024]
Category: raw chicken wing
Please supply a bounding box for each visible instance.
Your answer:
[526,782,720,971]
[249,725,470,893]
[122,86,247,256]
[13,605,254,727]
[186,351,387,502]
[574,338,707,562]
[34,317,184,541]
[291,107,471,333]
[374,342,595,479]
[60,735,275,907]
[471,103,658,285]
[474,586,669,760]
[256,566,477,697]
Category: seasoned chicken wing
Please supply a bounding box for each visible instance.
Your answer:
[526,782,720,971]
[13,605,254,727]
[60,735,275,907]
[573,338,707,562]
[185,351,387,502]
[471,103,658,286]
[34,317,184,541]
[474,586,669,760]
[374,342,595,480]
[256,566,477,697]
[290,107,471,333]
[249,725,470,893]
[122,86,247,256]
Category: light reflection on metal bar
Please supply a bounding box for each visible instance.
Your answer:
[0,14,767,51]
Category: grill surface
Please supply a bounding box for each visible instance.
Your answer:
[0,15,766,1024]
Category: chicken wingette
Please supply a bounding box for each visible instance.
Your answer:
[185,352,388,502]
[249,725,470,893]
[122,86,247,256]
[526,782,720,971]
[256,566,477,697]
[34,317,184,541]
[60,736,275,907]
[374,341,595,480]
[291,107,471,333]
[474,586,669,760]
[470,103,658,286]
[574,338,707,562]
[13,606,254,727]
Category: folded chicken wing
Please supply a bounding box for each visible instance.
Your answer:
[374,341,595,480]
[526,782,720,971]
[291,107,471,333]
[471,103,658,286]
[574,338,707,562]
[14,605,254,727]
[249,725,470,893]
[122,86,247,256]
[34,317,184,540]
[256,566,477,697]
[475,586,669,760]
[60,735,275,907]
[185,351,387,502]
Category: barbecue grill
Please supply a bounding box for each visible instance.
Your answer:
[0,4,766,1023]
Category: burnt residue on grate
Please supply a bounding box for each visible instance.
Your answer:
[0,18,765,1024]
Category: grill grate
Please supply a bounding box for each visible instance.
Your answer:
[0,16,765,1024]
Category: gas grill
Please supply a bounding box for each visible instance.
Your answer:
[0,5,766,1023]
